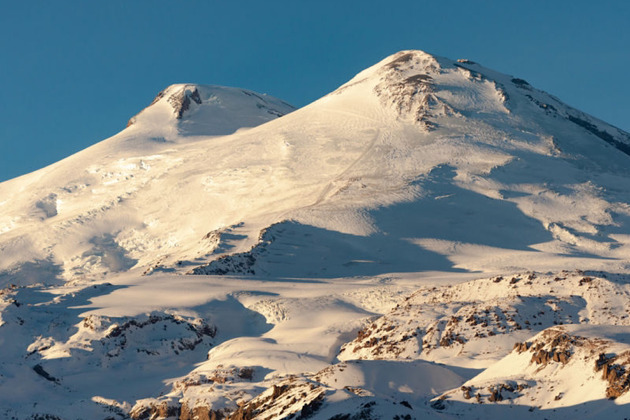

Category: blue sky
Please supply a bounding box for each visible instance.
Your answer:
[1,1,629,181]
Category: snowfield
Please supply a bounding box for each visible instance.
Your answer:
[1,50,630,419]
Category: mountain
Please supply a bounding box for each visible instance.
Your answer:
[1,50,630,419]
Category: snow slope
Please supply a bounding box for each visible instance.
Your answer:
[1,50,630,419]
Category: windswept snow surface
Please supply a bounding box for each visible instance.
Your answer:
[1,50,630,419]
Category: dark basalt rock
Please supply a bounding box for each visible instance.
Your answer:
[168,86,203,119]
[32,364,59,383]
[568,114,630,156]
[386,53,416,69]
[487,386,503,402]
[511,78,531,88]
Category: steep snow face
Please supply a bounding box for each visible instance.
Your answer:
[183,51,630,279]
[1,51,630,286]
[0,85,295,285]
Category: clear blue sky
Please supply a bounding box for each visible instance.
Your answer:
[1,1,628,181]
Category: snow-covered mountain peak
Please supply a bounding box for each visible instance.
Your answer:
[339,50,441,85]
[126,83,295,137]
[330,49,630,157]
[381,49,442,72]
[2,49,630,419]
[329,49,506,130]
[2,50,630,287]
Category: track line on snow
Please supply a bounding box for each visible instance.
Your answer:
[310,128,381,207]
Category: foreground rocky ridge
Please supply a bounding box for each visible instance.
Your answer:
[3,270,630,419]
[433,325,630,418]
[116,271,630,420]
[338,270,630,363]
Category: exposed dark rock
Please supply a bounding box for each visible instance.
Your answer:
[579,276,593,286]
[168,86,203,119]
[386,53,416,69]
[511,78,531,88]
[237,367,254,380]
[272,384,288,399]
[373,51,449,131]
[487,386,503,402]
[226,380,325,420]
[404,74,433,85]
[180,401,224,420]
[525,94,558,113]
[130,400,175,420]
[190,223,284,276]
[568,114,630,156]
[297,393,324,419]
[595,352,613,371]
[430,398,446,410]
[191,252,257,276]
[439,330,466,347]
[513,341,532,353]
[594,351,630,399]
[531,349,552,365]
[328,414,351,420]
[32,364,59,383]
[399,400,412,409]
[500,383,515,393]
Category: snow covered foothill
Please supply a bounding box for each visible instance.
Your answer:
[338,271,630,368]
[1,49,630,418]
[434,325,630,419]
[216,359,465,420]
